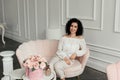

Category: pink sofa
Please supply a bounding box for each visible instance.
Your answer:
[13,40,89,80]
[107,61,120,80]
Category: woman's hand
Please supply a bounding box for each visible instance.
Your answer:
[70,53,77,60]
[64,57,71,65]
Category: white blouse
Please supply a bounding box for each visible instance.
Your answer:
[56,36,87,59]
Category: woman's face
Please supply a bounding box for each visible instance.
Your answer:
[70,22,78,34]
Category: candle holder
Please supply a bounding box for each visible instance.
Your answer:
[45,65,51,76]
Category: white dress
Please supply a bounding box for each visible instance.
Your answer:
[49,36,87,79]
[56,36,87,59]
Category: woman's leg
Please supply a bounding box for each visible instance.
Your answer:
[49,55,60,80]
[61,78,65,80]
[54,60,70,80]
[49,55,60,68]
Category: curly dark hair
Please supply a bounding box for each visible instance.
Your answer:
[65,18,83,36]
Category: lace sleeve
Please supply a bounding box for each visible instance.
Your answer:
[56,38,67,59]
[75,39,87,56]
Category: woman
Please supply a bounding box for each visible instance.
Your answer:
[49,18,87,80]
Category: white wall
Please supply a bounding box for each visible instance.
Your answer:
[84,0,120,72]
[0,0,2,22]
[1,0,47,41]
[0,0,2,34]
[1,0,120,72]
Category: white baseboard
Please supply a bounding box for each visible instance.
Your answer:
[5,32,28,43]
[87,57,108,73]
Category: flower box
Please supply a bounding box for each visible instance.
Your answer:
[23,55,48,80]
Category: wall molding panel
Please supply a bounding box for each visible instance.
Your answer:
[66,0,96,20]
[1,0,47,41]
[87,43,120,72]
[22,0,30,40]
[88,43,120,57]
[2,0,21,37]
[90,56,112,64]
[24,0,39,40]
[46,0,61,29]
[61,0,104,30]
[114,0,120,33]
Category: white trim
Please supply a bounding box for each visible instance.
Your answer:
[35,0,38,39]
[85,0,104,30]
[1,0,5,22]
[88,43,120,52]
[90,48,120,58]
[90,55,113,64]
[114,0,120,33]
[93,0,96,21]
[61,0,64,26]
[61,0,104,30]
[100,0,104,30]
[46,0,48,28]
[87,43,120,57]
[59,0,61,28]
[17,0,21,37]
[66,0,96,20]
[27,0,30,39]
[24,0,27,39]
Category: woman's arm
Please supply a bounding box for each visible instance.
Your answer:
[56,38,68,59]
[75,39,87,56]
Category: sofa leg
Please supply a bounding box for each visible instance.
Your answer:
[77,76,80,80]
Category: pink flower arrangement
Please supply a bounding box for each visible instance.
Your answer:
[23,55,48,71]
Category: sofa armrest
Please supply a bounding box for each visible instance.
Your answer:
[76,48,90,68]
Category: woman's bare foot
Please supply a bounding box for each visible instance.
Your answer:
[61,78,65,80]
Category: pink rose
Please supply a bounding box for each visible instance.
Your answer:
[40,62,46,69]
[23,55,48,71]
[33,62,39,70]
[40,57,47,62]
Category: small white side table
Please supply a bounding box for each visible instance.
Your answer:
[10,68,25,79]
[0,51,15,80]
[0,23,5,45]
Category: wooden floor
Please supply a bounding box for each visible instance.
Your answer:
[0,36,107,80]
